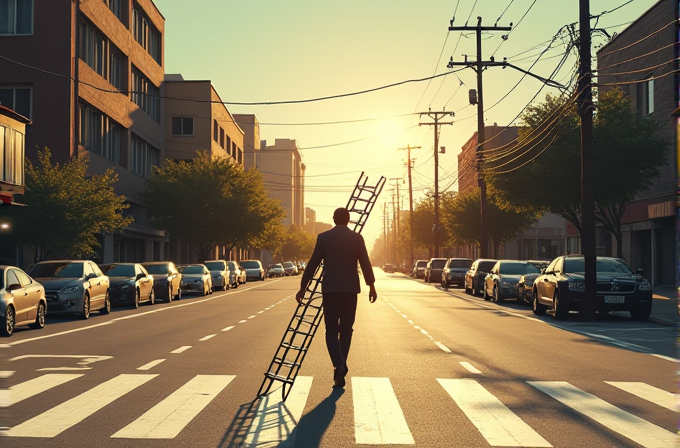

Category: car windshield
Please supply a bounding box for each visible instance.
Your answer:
[28,262,83,278]
[564,258,633,275]
[528,261,549,270]
[100,264,135,277]
[205,262,226,271]
[241,261,260,269]
[478,261,496,272]
[416,261,428,268]
[431,260,446,269]
[499,263,539,275]
[144,264,169,274]
[181,266,204,274]
[283,262,294,268]
[270,264,283,269]
[449,260,472,269]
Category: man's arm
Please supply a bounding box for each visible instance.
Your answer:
[357,234,377,302]
[296,235,324,303]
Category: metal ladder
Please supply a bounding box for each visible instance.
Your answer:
[257,172,386,400]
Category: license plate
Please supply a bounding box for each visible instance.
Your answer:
[604,296,625,304]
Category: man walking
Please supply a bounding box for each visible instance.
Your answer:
[296,207,377,388]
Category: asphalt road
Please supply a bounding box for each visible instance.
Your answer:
[0,270,676,448]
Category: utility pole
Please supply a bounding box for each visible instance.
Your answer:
[383,202,388,264]
[419,110,453,258]
[579,0,596,319]
[390,178,402,269]
[398,145,420,272]
[448,17,511,258]
[390,188,398,264]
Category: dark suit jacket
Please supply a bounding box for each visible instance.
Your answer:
[300,225,375,294]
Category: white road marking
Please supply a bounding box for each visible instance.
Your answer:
[239,320,247,323]
[650,354,678,362]
[6,374,156,437]
[221,326,235,332]
[112,375,235,439]
[439,378,552,447]
[1,374,83,407]
[352,377,415,445]
[199,334,216,341]
[605,382,678,412]
[0,371,14,378]
[401,314,408,318]
[243,376,313,447]
[6,280,279,347]
[408,320,414,324]
[257,311,264,314]
[582,332,651,352]
[9,354,112,366]
[170,346,192,354]
[137,359,165,371]
[530,381,679,448]
[435,342,451,353]
[36,367,90,371]
[248,315,256,319]
[459,362,482,374]
[414,325,420,330]
[420,329,429,335]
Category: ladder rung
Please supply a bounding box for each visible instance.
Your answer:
[273,358,301,368]
[293,315,317,325]
[281,342,307,351]
[287,327,314,335]
[299,303,322,310]
[264,372,294,384]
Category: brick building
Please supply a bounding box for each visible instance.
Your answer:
[596,0,677,286]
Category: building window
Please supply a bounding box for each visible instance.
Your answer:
[0,124,24,186]
[78,20,106,78]
[102,0,123,22]
[79,103,121,164]
[640,76,654,116]
[132,3,161,64]
[109,47,124,91]
[0,86,31,118]
[213,119,218,142]
[219,127,225,148]
[227,136,232,156]
[0,0,33,35]
[131,134,159,177]
[172,117,193,136]
[237,148,242,165]
[131,66,160,122]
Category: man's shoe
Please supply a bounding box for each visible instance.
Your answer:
[333,366,347,388]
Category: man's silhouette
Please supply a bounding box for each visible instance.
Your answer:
[296,207,377,388]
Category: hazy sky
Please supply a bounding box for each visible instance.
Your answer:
[153,0,659,251]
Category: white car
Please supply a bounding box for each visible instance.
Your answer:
[268,264,285,278]
[204,260,230,291]
[241,260,265,281]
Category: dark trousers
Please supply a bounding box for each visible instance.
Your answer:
[322,293,358,370]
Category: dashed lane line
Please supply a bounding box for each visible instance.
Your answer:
[137,359,165,371]
[460,362,483,374]
[198,335,216,341]
[170,346,192,354]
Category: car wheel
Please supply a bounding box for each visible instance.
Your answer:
[2,306,15,336]
[148,288,155,305]
[464,283,471,294]
[630,302,652,321]
[166,286,173,303]
[483,285,491,301]
[100,291,111,315]
[133,290,140,309]
[532,288,547,315]
[82,294,91,319]
[493,285,504,303]
[30,302,46,329]
[553,290,568,320]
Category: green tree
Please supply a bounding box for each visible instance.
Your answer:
[412,191,455,253]
[143,151,285,259]
[486,88,668,257]
[441,188,538,257]
[12,148,132,262]
[278,225,315,261]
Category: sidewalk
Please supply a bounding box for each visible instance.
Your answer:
[649,286,678,326]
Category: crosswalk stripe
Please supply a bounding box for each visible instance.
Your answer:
[243,376,313,447]
[605,382,678,412]
[112,374,235,439]
[1,374,84,407]
[529,381,679,448]
[438,378,552,447]
[353,377,415,445]
[5,374,156,437]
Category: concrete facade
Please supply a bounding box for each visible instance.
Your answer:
[0,0,167,266]
[596,0,677,286]
[233,114,260,170]
[257,139,305,227]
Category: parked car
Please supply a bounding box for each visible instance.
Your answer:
[516,260,550,305]
[441,258,473,289]
[227,261,246,287]
[424,258,447,283]
[179,264,213,296]
[142,261,182,302]
[464,259,497,296]
[282,261,298,276]
[241,260,265,281]
[382,263,396,273]
[483,260,541,302]
[204,260,231,291]
[99,263,155,308]
[268,263,285,278]
[28,260,110,320]
[1,266,47,336]
[532,255,653,320]
[412,260,428,279]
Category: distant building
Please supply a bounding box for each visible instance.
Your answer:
[596,0,676,286]
[0,0,167,265]
[257,139,305,227]
[458,125,518,194]
[234,114,260,170]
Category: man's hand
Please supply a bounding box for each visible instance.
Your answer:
[295,289,306,304]
[368,284,378,303]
